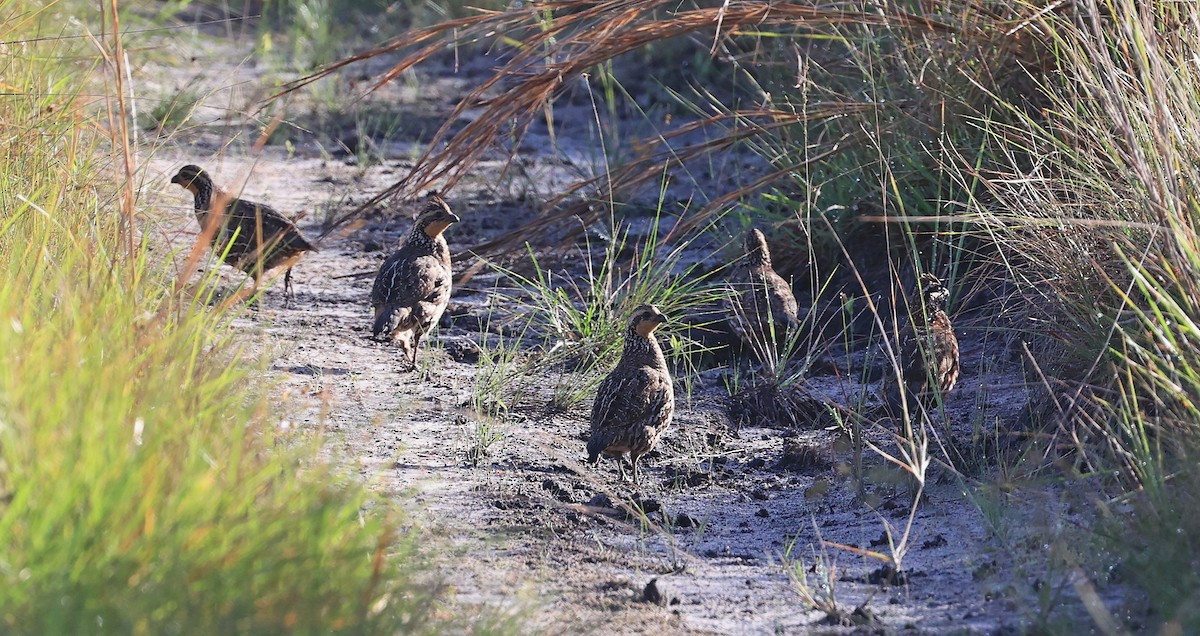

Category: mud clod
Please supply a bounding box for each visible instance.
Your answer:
[585,493,613,509]
[444,337,481,363]
[643,578,681,607]
[541,478,576,503]
[674,513,700,529]
[867,565,909,587]
[921,534,948,549]
[777,437,829,472]
[629,496,662,516]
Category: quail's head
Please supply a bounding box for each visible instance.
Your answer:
[170,164,208,193]
[629,304,668,337]
[745,228,771,264]
[415,195,460,238]
[918,273,949,310]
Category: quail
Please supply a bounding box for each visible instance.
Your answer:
[170,164,316,300]
[370,195,459,369]
[587,304,674,484]
[724,228,800,356]
[883,272,960,418]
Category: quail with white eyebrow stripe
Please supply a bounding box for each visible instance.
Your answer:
[587,304,674,484]
[883,272,960,420]
[170,164,317,301]
[370,195,459,370]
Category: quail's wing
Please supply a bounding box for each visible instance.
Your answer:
[722,264,755,324]
[900,324,937,391]
[591,367,669,431]
[930,315,960,389]
[232,198,314,251]
[371,249,448,309]
[767,269,800,323]
[213,198,306,258]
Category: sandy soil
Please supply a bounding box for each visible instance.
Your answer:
[133,24,1114,634]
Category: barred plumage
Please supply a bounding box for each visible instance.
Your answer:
[370,195,459,369]
[170,164,316,300]
[587,305,674,484]
[883,273,960,418]
[725,228,800,357]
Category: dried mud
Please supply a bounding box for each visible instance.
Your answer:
[137,29,1117,635]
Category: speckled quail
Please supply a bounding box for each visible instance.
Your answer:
[724,228,800,357]
[170,164,316,300]
[370,195,459,369]
[883,272,960,418]
[587,304,674,484]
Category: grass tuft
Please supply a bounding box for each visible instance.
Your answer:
[0,7,498,634]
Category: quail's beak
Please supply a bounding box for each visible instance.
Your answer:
[654,314,668,325]
[170,173,183,185]
[444,211,460,224]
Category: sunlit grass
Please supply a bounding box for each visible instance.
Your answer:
[0,6,492,634]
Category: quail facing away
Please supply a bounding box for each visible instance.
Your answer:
[370,195,459,369]
[883,272,960,418]
[587,304,675,484]
[724,228,800,356]
[170,164,316,300]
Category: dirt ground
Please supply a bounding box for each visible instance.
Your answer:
[135,25,1116,635]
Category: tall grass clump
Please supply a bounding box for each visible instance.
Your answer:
[486,199,727,412]
[0,8,481,634]
[958,2,1200,629]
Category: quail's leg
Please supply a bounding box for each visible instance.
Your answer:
[248,274,263,312]
[409,332,422,370]
[283,267,295,306]
[616,456,628,482]
[631,454,641,486]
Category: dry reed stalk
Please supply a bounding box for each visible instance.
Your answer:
[103,0,137,264]
[276,0,971,254]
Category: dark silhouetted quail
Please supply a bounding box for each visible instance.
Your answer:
[725,228,800,356]
[883,272,960,418]
[170,164,316,300]
[587,305,674,484]
[370,195,459,369]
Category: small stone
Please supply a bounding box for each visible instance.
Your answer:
[630,496,661,515]
[444,337,481,363]
[755,507,770,518]
[675,513,699,529]
[868,565,909,586]
[921,534,948,549]
[587,493,613,508]
[541,478,575,504]
[642,578,681,607]
[751,488,770,501]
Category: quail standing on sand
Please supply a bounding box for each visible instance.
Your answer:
[370,195,459,369]
[587,305,674,484]
[883,272,960,418]
[170,164,316,300]
[725,228,800,356]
